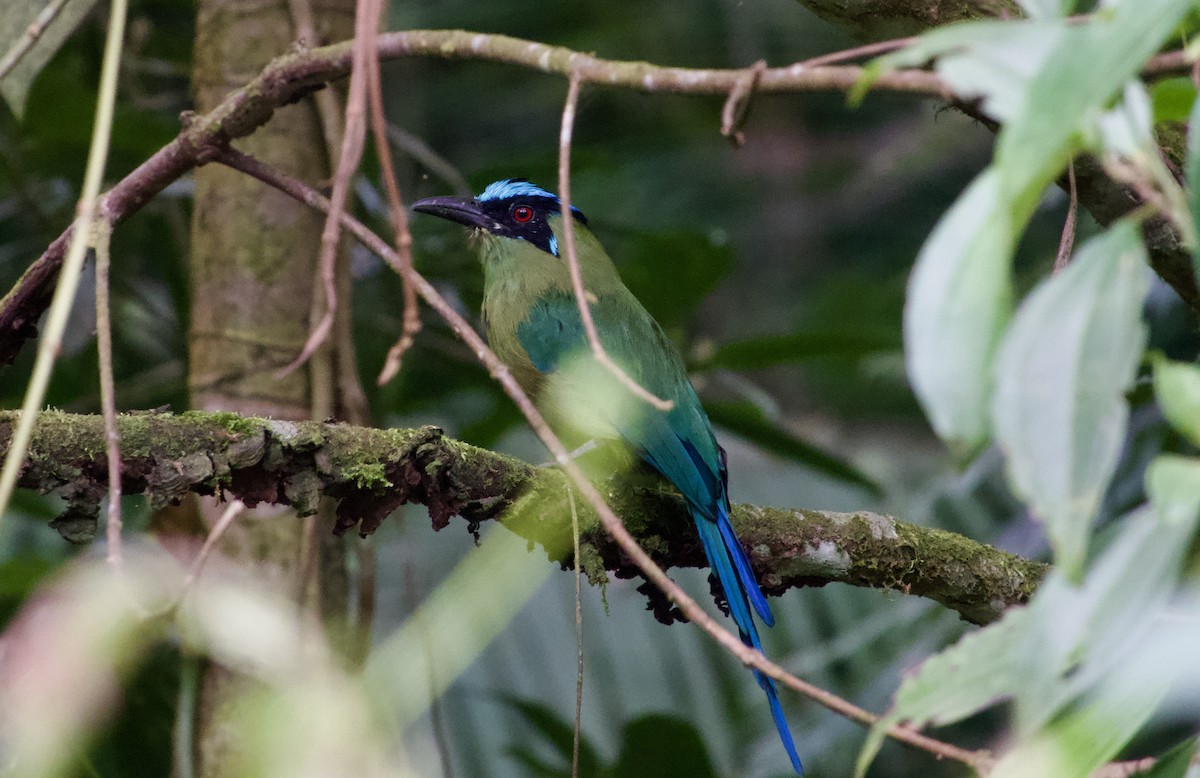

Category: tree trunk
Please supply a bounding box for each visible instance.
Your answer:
[185,0,355,773]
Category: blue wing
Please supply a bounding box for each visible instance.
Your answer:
[518,290,802,774]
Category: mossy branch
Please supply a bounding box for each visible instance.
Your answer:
[1,409,1045,626]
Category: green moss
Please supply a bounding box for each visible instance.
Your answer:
[342,461,392,489]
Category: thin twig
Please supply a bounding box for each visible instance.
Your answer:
[556,77,673,412]
[276,0,375,378]
[94,221,123,568]
[0,0,71,81]
[385,124,472,196]
[1102,154,1192,244]
[367,0,423,387]
[1053,161,1078,274]
[720,60,766,148]
[568,484,584,778]
[181,499,246,592]
[0,0,129,528]
[799,36,918,68]
[214,148,993,773]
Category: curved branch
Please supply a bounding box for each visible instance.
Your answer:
[0,29,953,367]
[0,409,1045,626]
[1,28,1194,366]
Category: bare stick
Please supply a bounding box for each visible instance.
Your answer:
[368,4,423,387]
[385,124,472,196]
[94,222,124,568]
[556,76,673,412]
[799,36,918,68]
[276,0,375,378]
[181,499,246,592]
[215,148,994,772]
[1053,161,1078,274]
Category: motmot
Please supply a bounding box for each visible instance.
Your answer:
[412,178,803,774]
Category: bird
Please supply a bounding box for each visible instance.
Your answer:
[412,178,802,774]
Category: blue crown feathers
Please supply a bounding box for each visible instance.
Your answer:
[478,178,588,223]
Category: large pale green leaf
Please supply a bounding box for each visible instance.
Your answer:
[0,0,100,118]
[904,168,1013,455]
[993,0,1194,220]
[1155,358,1200,448]
[1187,86,1200,279]
[1015,0,1067,18]
[854,607,1033,776]
[992,222,1149,578]
[860,20,1064,122]
[858,457,1200,777]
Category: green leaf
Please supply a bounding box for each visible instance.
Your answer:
[1136,738,1199,778]
[904,168,1013,455]
[503,696,603,778]
[0,0,101,118]
[992,222,1149,578]
[1150,77,1198,124]
[612,714,719,778]
[694,330,899,372]
[993,0,1193,221]
[1015,0,1072,19]
[864,20,1065,122]
[855,607,1034,777]
[1154,357,1200,447]
[857,459,1200,778]
[1187,86,1200,279]
[703,401,882,495]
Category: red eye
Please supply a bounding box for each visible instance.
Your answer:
[512,205,534,223]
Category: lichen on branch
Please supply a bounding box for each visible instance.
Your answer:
[1,409,1045,625]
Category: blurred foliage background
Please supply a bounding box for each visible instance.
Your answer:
[2,0,1197,776]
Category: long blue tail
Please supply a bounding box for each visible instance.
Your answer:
[694,503,803,775]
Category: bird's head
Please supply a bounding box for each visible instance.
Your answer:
[412,178,588,258]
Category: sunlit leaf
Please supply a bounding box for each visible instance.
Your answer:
[859,20,1065,120]
[1154,357,1200,447]
[858,456,1200,778]
[1187,87,1200,279]
[1136,737,1200,778]
[704,401,882,495]
[854,607,1034,776]
[993,0,1192,220]
[992,221,1149,578]
[904,168,1013,456]
[1150,77,1197,124]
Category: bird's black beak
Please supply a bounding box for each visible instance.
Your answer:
[411,196,499,231]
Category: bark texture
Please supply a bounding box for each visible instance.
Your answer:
[2,409,1046,627]
[186,0,353,774]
